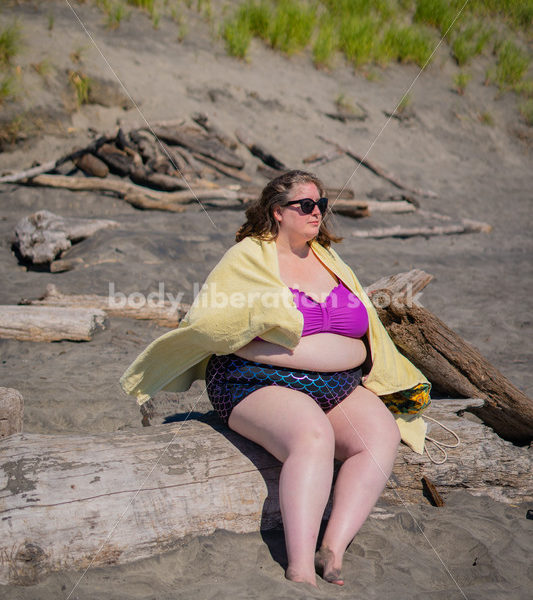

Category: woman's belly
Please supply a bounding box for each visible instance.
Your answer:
[233,333,367,372]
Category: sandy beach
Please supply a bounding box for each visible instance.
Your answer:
[1,1,532,598]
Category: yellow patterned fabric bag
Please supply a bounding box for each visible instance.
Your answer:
[381,382,432,415]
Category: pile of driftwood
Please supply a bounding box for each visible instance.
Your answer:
[0,114,490,235]
[1,269,531,586]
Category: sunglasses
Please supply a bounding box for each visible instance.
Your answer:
[284,197,328,215]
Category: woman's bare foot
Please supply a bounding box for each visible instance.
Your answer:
[285,566,317,587]
[314,547,344,586]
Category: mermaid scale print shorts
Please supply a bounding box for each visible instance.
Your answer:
[205,353,363,423]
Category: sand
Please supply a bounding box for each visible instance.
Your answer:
[1,1,532,598]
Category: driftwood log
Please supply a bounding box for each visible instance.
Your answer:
[235,129,286,171]
[318,135,437,198]
[352,219,491,238]
[12,210,119,265]
[0,397,530,585]
[0,387,23,438]
[0,306,107,342]
[368,278,533,443]
[28,174,253,211]
[151,125,245,170]
[20,284,189,328]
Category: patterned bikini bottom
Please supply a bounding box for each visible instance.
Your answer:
[205,353,363,424]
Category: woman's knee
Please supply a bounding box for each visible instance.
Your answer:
[289,417,336,456]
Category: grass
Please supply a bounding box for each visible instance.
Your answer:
[312,17,337,68]
[69,70,92,106]
[338,14,379,67]
[31,59,53,78]
[222,11,252,59]
[413,0,457,35]
[0,114,26,147]
[453,70,472,95]
[267,0,316,55]
[478,111,494,126]
[491,39,531,90]
[106,2,129,29]
[0,21,22,66]
[127,0,155,12]
[0,74,17,105]
[381,24,434,67]
[519,99,533,125]
[451,20,493,66]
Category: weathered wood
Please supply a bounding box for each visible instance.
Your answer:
[351,219,491,238]
[12,209,119,264]
[152,125,245,169]
[0,387,23,438]
[331,199,416,218]
[318,135,438,198]
[0,306,106,342]
[1,398,530,585]
[192,112,238,150]
[96,143,134,176]
[235,129,286,170]
[421,476,445,507]
[366,269,434,306]
[129,167,187,192]
[190,151,252,182]
[0,134,115,184]
[303,147,345,166]
[73,153,109,178]
[373,300,533,443]
[27,174,249,211]
[20,284,189,327]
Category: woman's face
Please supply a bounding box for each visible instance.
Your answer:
[274,182,323,241]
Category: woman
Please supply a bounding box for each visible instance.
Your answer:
[120,170,430,587]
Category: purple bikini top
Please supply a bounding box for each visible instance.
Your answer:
[290,280,369,338]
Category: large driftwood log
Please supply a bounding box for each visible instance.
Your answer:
[0,398,530,585]
[27,174,255,211]
[372,297,533,443]
[20,284,190,327]
[0,387,23,438]
[0,306,107,341]
[12,210,119,264]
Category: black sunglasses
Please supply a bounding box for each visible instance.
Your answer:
[284,197,328,215]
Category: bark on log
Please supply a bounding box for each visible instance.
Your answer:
[372,299,533,443]
[0,387,23,438]
[20,284,190,327]
[318,135,438,198]
[0,306,107,342]
[12,210,119,264]
[1,398,530,585]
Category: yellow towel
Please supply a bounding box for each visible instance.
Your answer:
[120,236,430,452]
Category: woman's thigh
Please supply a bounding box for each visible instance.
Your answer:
[228,386,335,463]
[326,386,401,462]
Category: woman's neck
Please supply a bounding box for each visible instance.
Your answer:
[275,234,311,258]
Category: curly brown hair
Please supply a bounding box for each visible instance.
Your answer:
[235,170,342,248]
